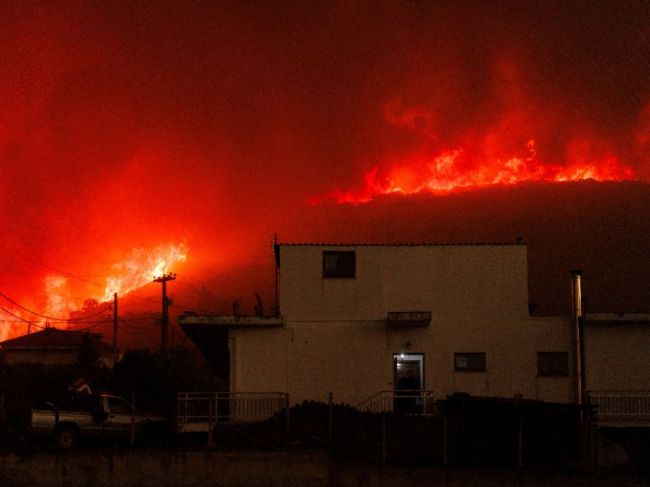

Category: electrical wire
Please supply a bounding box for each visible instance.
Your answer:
[0,291,111,322]
[0,244,218,316]
[119,318,157,331]
[66,317,113,332]
[116,322,154,336]
[0,304,43,327]
[0,243,107,290]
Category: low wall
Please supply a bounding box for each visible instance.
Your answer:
[3,450,328,487]
[0,449,643,486]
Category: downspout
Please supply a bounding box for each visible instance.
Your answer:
[570,270,584,405]
[273,236,280,317]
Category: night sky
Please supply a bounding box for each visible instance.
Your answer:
[1,1,648,340]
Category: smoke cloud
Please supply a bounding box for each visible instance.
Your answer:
[0,1,648,338]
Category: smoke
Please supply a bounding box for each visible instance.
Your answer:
[0,1,648,332]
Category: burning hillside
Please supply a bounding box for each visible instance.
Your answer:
[0,2,647,346]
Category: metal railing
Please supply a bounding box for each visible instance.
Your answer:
[588,390,650,426]
[177,392,288,432]
[356,390,435,415]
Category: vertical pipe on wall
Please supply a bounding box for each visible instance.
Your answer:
[571,270,584,405]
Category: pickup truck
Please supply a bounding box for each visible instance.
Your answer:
[30,393,170,449]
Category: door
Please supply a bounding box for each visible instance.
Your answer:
[393,353,424,414]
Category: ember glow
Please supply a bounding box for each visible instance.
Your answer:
[321,140,635,204]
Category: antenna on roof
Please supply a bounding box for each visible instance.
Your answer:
[254,292,264,318]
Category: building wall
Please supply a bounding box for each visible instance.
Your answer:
[584,324,650,391]
[228,245,574,406]
[279,245,530,322]
[231,317,573,405]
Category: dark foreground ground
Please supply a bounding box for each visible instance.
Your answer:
[0,448,649,487]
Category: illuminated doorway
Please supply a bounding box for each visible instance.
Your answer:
[393,353,424,413]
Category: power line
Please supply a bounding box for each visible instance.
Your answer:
[0,243,106,290]
[0,291,111,322]
[0,244,216,316]
[119,318,157,330]
[67,317,113,332]
[116,322,154,336]
[0,304,42,327]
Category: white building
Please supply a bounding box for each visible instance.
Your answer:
[181,243,591,409]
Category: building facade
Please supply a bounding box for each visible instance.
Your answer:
[181,243,578,407]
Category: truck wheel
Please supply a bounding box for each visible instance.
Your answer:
[55,426,78,450]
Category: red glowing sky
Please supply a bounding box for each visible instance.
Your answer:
[0,1,649,341]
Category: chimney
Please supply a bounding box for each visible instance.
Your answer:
[570,270,584,404]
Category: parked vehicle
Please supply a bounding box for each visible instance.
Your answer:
[30,393,170,449]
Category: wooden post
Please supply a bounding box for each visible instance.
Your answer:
[381,412,387,463]
[517,415,524,469]
[130,392,136,447]
[284,393,290,430]
[207,397,214,447]
[112,293,118,366]
[443,410,448,466]
[328,392,333,452]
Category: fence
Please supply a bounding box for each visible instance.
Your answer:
[176,392,288,433]
[588,390,650,427]
[356,390,436,415]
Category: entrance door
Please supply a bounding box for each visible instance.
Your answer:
[393,353,424,414]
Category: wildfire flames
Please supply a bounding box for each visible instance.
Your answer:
[335,148,633,204]
[97,243,188,304]
[309,91,641,205]
[0,243,188,342]
[316,139,634,204]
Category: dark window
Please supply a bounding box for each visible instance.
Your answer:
[323,251,356,278]
[454,352,486,372]
[108,397,132,415]
[537,352,569,377]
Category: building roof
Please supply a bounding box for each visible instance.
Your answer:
[0,327,113,355]
[277,241,525,247]
[584,313,650,325]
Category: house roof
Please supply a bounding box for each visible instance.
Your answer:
[0,327,113,355]
[584,313,650,325]
[277,241,525,247]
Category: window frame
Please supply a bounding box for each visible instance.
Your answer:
[454,352,486,372]
[536,352,569,378]
[322,250,356,279]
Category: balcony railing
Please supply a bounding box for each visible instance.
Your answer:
[588,390,650,427]
[356,390,436,415]
[176,392,288,432]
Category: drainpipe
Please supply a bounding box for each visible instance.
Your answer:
[571,270,584,405]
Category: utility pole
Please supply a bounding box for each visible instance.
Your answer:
[154,273,176,355]
[112,293,118,366]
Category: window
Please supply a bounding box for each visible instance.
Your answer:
[537,352,569,377]
[323,250,355,278]
[454,352,486,372]
[108,397,132,415]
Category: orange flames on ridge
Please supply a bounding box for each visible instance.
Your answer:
[316,139,634,204]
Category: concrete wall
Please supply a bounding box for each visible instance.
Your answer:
[279,245,530,322]
[231,317,573,405]
[584,324,650,391]
[228,245,574,405]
